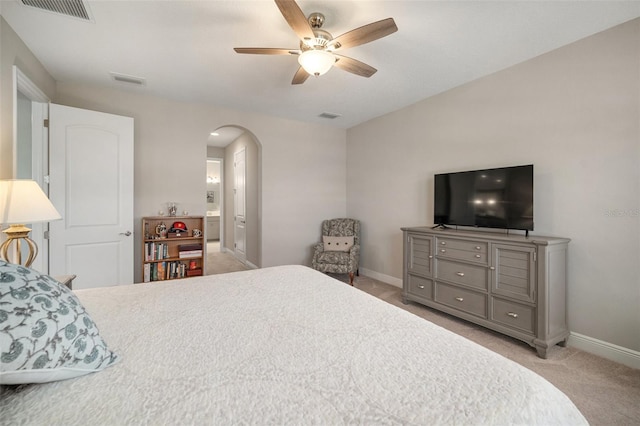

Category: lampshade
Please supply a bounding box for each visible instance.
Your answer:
[298,50,335,77]
[0,179,61,225]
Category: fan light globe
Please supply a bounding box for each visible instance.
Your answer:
[298,50,335,76]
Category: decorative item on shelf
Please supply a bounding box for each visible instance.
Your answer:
[0,179,62,267]
[183,210,189,216]
[158,210,165,216]
[192,229,202,238]
[155,222,167,238]
[168,221,188,238]
[167,202,177,217]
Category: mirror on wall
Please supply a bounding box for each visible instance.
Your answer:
[206,160,221,213]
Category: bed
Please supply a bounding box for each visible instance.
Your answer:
[1,264,586,425]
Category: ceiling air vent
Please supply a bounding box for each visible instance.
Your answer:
[19,0,92,21]
[318,112,341,120]
[110,72,146,86]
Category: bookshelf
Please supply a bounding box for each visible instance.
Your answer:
[141,215,205,282]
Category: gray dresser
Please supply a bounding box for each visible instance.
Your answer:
[402,226,570,358]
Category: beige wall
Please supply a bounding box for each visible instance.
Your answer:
[0,17,55,178]
[54,81,347,276]
[347,19,640,353]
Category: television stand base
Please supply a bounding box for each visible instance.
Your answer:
[431,223,451,230]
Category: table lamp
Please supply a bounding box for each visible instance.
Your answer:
[0,179,62,267]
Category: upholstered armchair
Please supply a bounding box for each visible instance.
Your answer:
[312,218,360,285]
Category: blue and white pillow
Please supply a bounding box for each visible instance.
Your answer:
[0,260,118,384]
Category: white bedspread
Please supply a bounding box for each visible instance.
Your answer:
[0,265,586,425]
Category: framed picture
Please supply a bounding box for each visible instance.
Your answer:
[207,191,215,203]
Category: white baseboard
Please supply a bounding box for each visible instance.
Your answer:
[360,267,402,288]
[244,260,258,269]
[568,332,640,370]
[360,267,640,370]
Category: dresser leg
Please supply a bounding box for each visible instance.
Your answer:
[535,345,549,359]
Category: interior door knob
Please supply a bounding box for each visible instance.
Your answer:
[120,231,132,236]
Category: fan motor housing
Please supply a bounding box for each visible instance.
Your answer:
[300,29,332,51]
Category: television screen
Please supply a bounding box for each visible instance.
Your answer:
[434,165,534,231]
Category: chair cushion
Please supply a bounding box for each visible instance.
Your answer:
[322,236,354,252]
[316,251,350,266]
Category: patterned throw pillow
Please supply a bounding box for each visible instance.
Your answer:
[0,260,118,384]
[323,236,355,252]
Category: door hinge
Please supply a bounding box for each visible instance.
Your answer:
[44,175,50,184]
[43,119,49,128]
[533,251,537,262]
[44,230,50,240]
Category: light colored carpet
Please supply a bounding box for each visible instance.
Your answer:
[203,257,640,425]
[344,273,640,426]
[205,241,250,275]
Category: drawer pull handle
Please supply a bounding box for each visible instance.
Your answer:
[475,246,481,250]
[440,249,446,253]
[456,272,465,277]
[475,254,481,258]
[489,266,495,270]
[428,255,433,259]
[455,297,464,302]
[418,285,425,289]
[507,312,519,319]
[441,241,446,245]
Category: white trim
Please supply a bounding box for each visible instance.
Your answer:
[360,267,402,288]
[12,66,51,273]
[568,332,640,370]
[15,66,50,102]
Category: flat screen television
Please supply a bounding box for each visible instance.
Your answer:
[434,164,534,232]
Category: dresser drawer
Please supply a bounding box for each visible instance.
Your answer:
[436,246,488,264]
[436,259,488,290]
[407,274,433,300]
[435,283,487,318]
[491,298,535,334]
[436,238,487,253]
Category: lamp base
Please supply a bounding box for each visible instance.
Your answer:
[0,224,38,267]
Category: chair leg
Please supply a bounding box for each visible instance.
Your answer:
[349,272,354,286]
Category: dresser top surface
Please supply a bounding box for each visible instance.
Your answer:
[402,226,570,245]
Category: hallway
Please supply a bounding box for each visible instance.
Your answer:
[205,241,249,275]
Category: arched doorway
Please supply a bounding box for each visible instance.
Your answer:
[206,126,261,269]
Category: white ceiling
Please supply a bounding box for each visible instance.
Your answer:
[2,0,639,134]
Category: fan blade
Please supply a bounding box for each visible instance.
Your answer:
[292,66,310,85]
[274,0,315,42]
[329,18,397,50]
[333,55,377,78]
[234,48,299,55]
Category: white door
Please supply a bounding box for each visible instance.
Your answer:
[234,148,246,261]
[48,104,134,289]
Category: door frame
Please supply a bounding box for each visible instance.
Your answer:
[233,147,247,261]
[13,66,50,273]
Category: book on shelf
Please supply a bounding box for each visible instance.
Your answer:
[145,242,169,261]
[178,243,202,252]
[178,250,202,259]
[143,263,150,283]
[146,261,190,282]
[186,268,203,277]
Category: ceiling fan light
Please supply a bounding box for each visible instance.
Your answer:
[298,50,335,77]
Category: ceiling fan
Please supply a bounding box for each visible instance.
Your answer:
[234,0,398,85]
